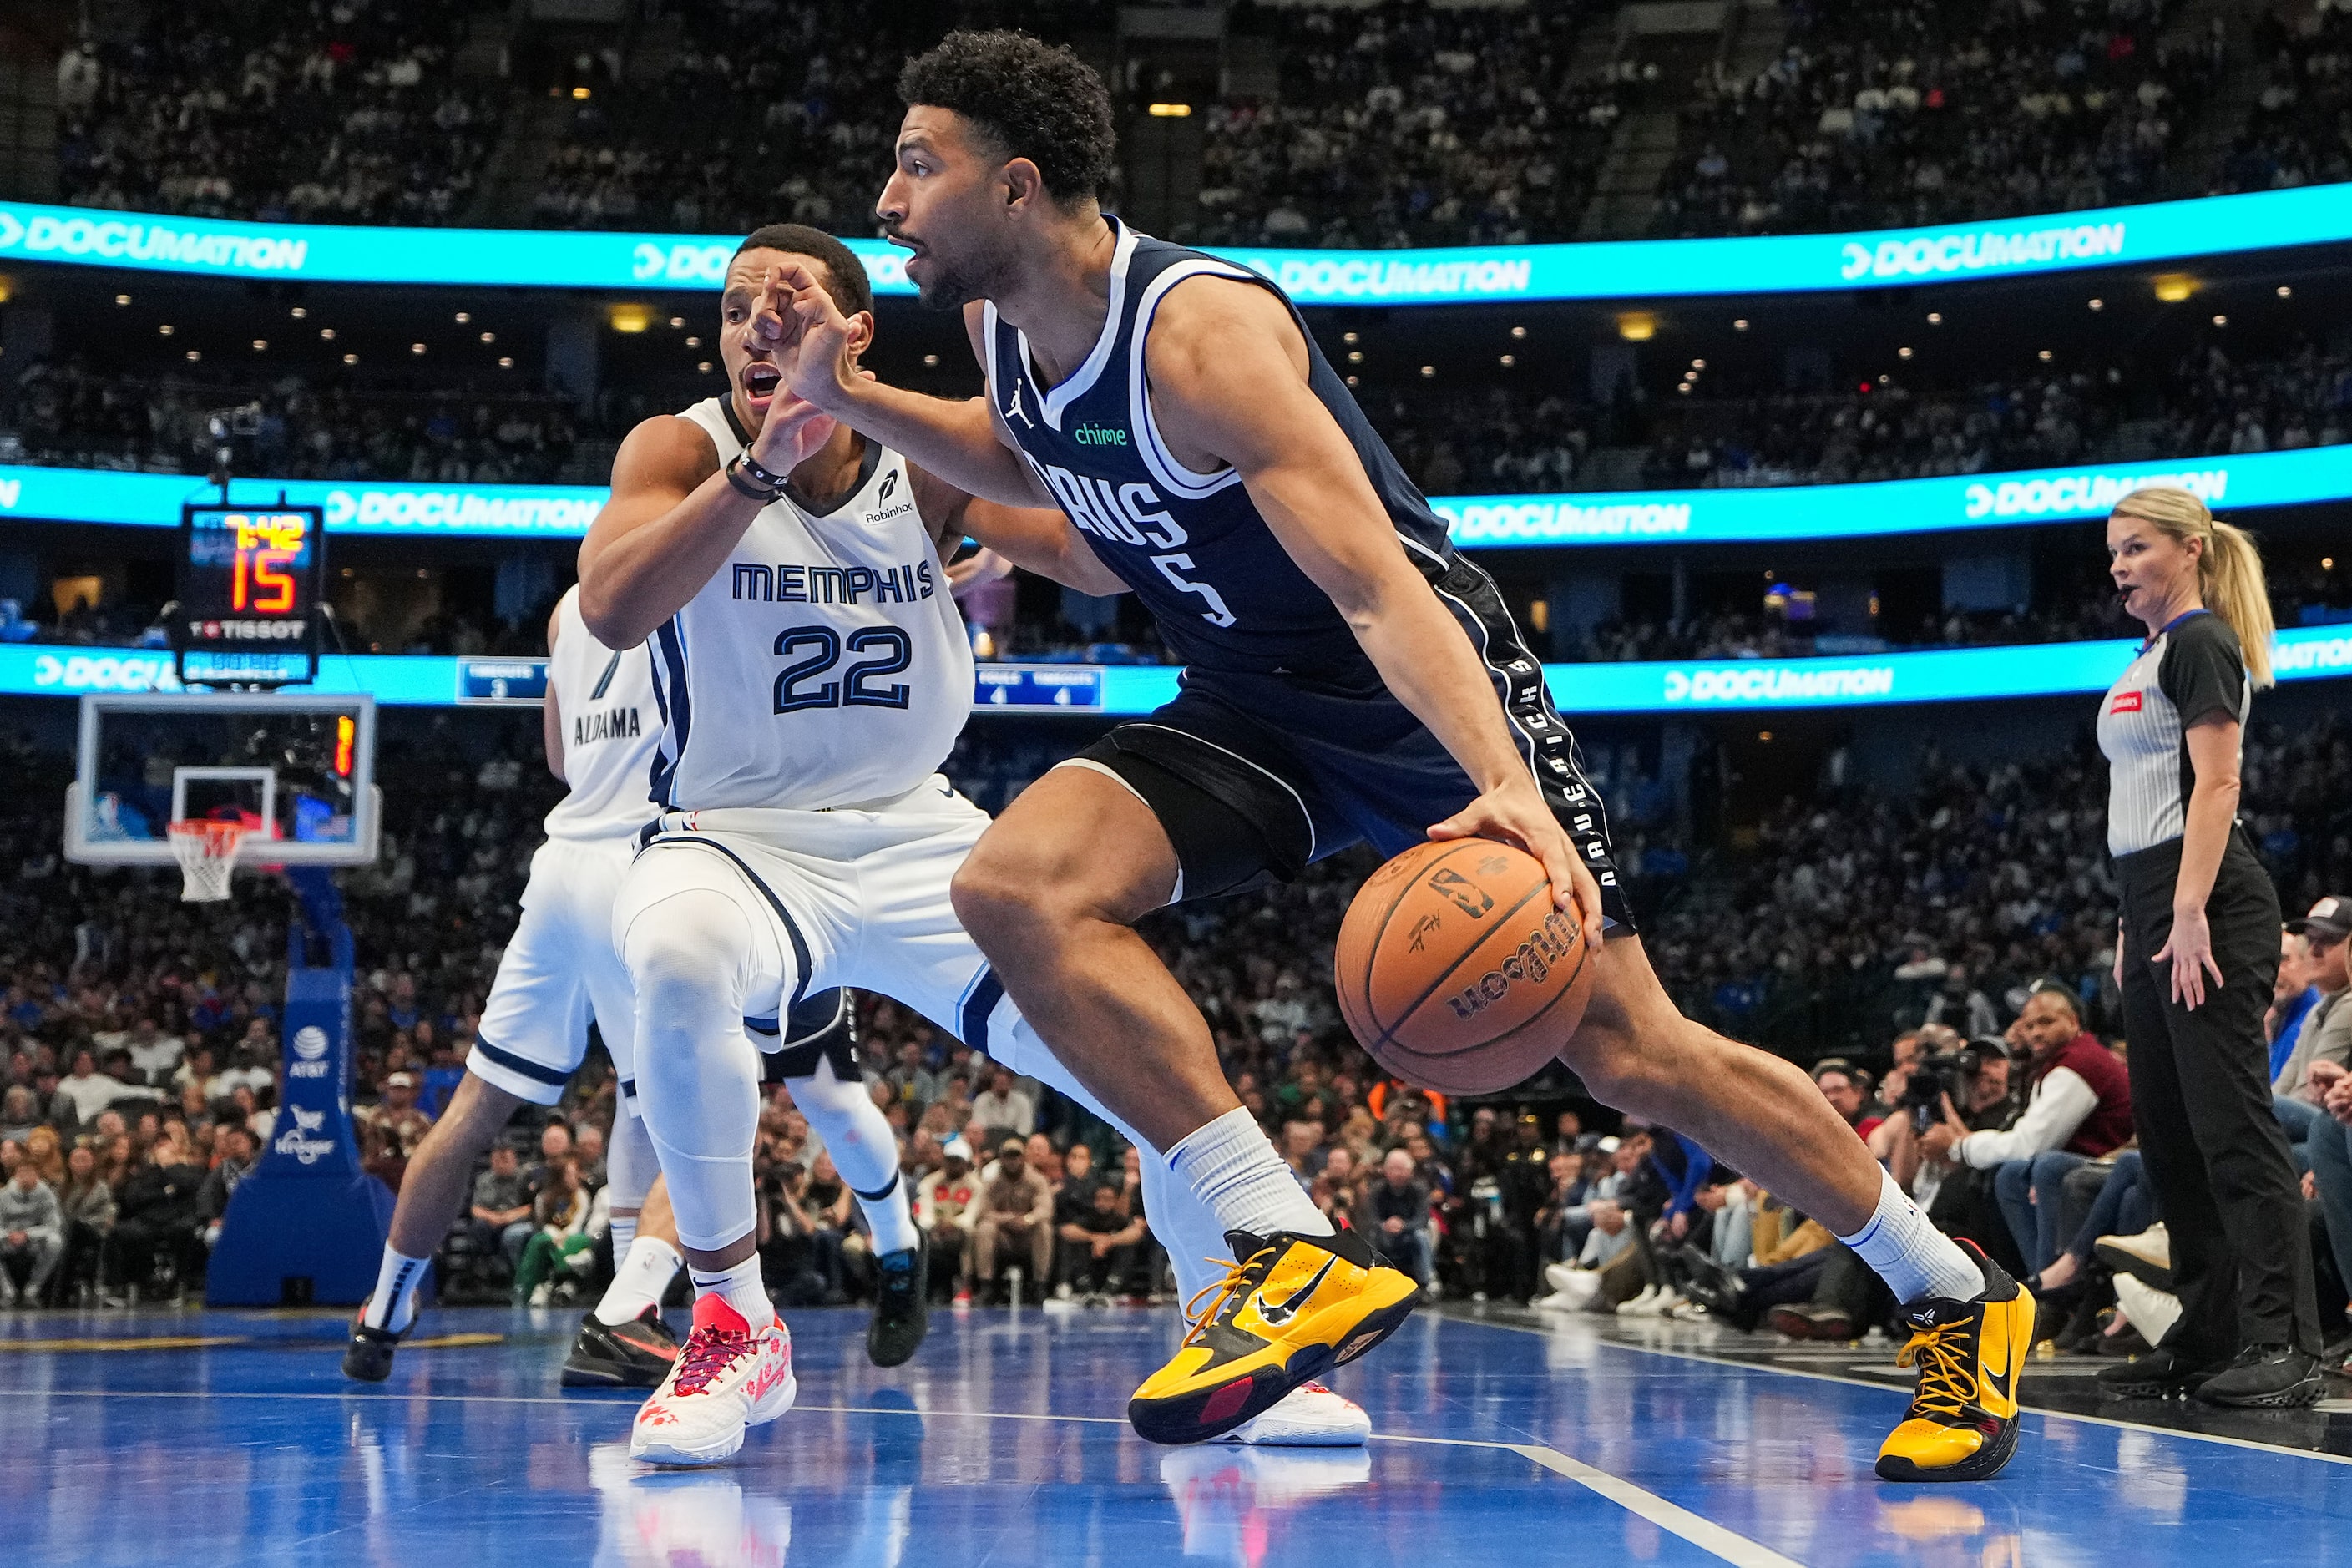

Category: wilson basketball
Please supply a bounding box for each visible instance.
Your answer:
[1333,838,1594,1095]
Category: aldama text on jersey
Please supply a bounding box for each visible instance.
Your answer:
[649,399,975,813]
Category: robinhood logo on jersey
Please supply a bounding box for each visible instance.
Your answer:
[1242,254,1534,302]
[1962,466,2227,521]
[1662,665,1897,705]
[323,487,603,534]
[1839,220,2126,281]
[1442,498,1692,543]
[0,210,310,272]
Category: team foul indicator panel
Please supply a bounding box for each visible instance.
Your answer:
[176,503,325,685]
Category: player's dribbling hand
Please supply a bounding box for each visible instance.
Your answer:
[1428,778,1605,954]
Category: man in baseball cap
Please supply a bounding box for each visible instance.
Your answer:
[2276,897,2351,1112]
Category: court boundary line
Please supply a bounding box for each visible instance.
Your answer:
[0,1387,1803,1565]
[1444,1309,2352,1469]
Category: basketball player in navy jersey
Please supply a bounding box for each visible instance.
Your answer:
[762,31,2034,1478]
[580,225,1373,1464]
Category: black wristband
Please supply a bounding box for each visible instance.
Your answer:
[725,453,787,502]
[736,448,791,490]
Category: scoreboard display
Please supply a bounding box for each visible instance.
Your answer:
[175,503,325,685]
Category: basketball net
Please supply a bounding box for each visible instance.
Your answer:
[168,819,249,903]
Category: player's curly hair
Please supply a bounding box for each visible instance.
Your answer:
[898,30,1116,207]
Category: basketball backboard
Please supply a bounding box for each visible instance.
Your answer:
[63,691,380,867]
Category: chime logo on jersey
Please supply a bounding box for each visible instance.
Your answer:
[573,704,642,746]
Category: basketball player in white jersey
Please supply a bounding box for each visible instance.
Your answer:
[345,585,690,1388]
[579,224,1369,1465]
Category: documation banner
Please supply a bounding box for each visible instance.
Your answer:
[9,626,2348,712]
[4,445,2344,545]
[2,181,2349,301]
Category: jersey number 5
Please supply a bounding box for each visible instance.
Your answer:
[1151,552,1237,629]
[773,625,913,713]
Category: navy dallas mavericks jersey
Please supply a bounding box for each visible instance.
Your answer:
[983,219,1632,928]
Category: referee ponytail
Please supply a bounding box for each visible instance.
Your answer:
[2112,485,2275,688]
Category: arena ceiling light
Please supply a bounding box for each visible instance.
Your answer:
[2152,272,2197,302]
[1616,312,1657,341]
[1146,103,1192,117]
[608,303,652,333]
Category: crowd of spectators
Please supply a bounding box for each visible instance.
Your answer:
[55,1,505,225]
[1181,3,1627,249]
[2213,3,2352,195]
[1651,0,2219,238]
[0,704,2347,1343]
[1,359,592,486]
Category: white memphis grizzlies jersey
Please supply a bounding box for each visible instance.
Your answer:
[651,399,974,811]
[542,586,660,842]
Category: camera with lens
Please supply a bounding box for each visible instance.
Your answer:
[1902,1039,2006,1132]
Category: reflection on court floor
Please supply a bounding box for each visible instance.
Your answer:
[0,1303,2344,1566]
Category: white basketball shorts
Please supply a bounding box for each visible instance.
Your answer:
[467,833,640,1110]
[610,776,1020,1058]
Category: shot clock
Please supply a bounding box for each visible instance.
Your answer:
[175,503,326,686]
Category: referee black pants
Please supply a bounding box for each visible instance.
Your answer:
[2117,832,2320,1360]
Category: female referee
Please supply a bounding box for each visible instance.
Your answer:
[2095,484,2324,1407]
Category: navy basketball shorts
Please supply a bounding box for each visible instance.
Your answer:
[1065,670,1635,933]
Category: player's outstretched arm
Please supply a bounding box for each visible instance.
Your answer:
[763,265,1055,510]
[578,412,807,648]
[1146,278,1603,947]
[910,468,1128,596]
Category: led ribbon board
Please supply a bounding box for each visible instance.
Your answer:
[1,182,2348,300]
[7,627,2347,712]
[3,446,2344,544]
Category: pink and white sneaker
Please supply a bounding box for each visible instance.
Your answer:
[629,1295,797,1468]
[1216,1381,1371,1447]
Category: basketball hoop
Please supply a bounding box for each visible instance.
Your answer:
[169,819,250,903]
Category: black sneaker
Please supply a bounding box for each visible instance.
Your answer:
[867,1247,930,1368]
[559,1306,680,1388]
[1768,1303,1855,1341]
[2194,1344,2325,1409]
[1674,1245,1747,1319]
[2097,1343,2218,1399]
[342,1312,407,1383]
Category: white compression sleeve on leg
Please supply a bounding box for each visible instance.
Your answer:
[620,888,767,1253]
[603,1100,658,1216]
[787,1055,919,1257]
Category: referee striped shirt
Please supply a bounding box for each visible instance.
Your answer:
[2097,609,2252,857]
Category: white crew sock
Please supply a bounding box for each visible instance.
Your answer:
[609,1214,638,1261]
[362,1246,429,1333]
[788,1058,921,1257]
[595,1235,682,1326]
[1166,1107,1332,1242]
[690,1254,776,1332]
[1141,1139,1231,1305]
[1836,1165,1985,1304]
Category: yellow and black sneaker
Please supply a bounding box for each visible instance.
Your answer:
[1129,1228,1419,1446]
[1875,1241,2031,1483]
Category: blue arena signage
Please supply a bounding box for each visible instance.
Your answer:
[3,445,2344,546]
[2,183,2349,301]
[7,628,2345,711]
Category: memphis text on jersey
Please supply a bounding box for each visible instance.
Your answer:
[729,560,938,605]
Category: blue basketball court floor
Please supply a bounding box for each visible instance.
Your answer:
[4,1302,2349,1566]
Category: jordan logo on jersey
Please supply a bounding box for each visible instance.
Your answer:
[731,561,936,604]
[574,705,642,746]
